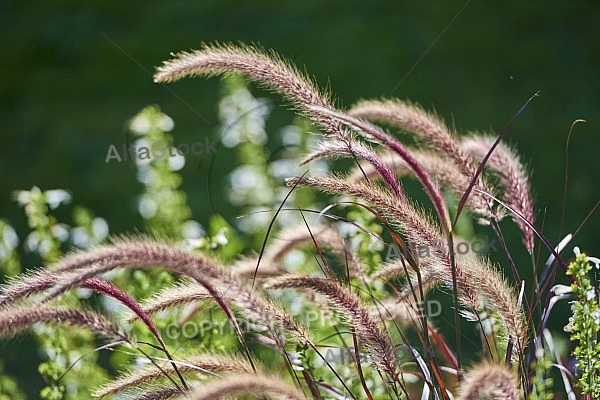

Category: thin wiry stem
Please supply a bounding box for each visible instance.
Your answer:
[232,223,363,277]
[453,91,538,233]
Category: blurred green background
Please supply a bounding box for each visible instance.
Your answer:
[1,0,599,394]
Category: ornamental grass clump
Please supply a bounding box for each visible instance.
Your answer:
[0,42,597,399]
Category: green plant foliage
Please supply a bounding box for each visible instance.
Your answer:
[127,105,194,239]
[12,187,109,399]
[0,361,25,400]
[530,338,554,400]
[566,248,600,397]
[0,219,20,278]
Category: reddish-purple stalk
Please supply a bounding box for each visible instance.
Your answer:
[83,278,163,345]
[344,139,405,199]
